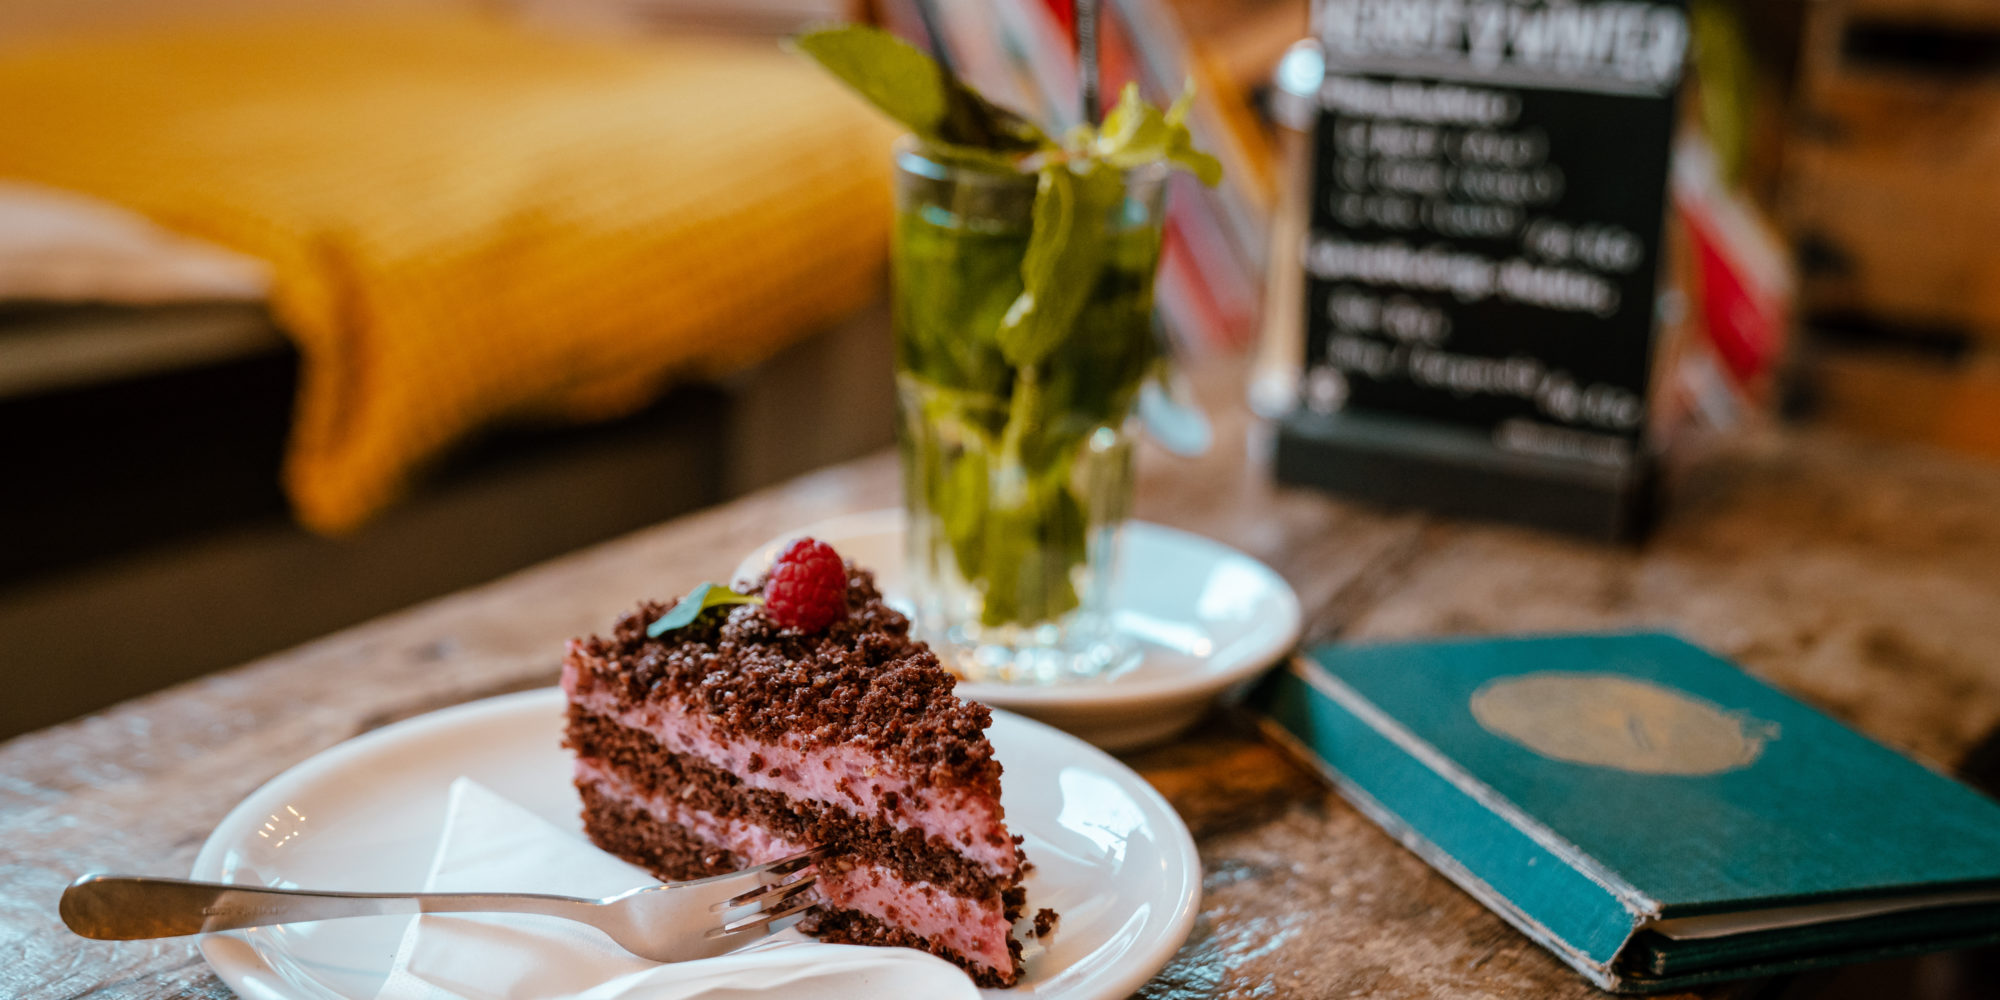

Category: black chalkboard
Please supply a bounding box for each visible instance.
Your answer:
[1277,0,1689,539]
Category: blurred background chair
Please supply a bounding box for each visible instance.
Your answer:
[0,0,897,737]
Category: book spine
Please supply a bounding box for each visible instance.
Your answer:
[1252,657,1654,989]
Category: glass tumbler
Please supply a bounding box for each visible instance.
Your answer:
[891,139,1167,684]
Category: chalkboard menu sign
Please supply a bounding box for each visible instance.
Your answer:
[1275,0,1690,540]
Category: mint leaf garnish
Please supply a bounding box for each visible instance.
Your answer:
[789,25,1047,154]
[1096,84,1175,164]
[997,161,1121,369]
[646,582,761,637]
[1095,83,1222,186]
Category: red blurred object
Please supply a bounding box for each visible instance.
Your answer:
[1042,0,1075,39]
[1684,203,1785,385]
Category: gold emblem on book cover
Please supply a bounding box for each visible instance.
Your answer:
[1471,673,1777,775]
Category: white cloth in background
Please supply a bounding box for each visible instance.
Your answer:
[375,777,978,1000]
[0,181,268,304]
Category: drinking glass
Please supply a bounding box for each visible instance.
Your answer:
[892,139,1167,684]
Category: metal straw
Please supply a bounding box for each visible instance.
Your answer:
[911,0,991,145]
[1077,0,1103,124]
[911,0,959,80]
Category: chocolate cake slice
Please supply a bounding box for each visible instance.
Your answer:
[561,552,1030,986]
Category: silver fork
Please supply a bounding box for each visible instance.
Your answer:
[60,845,828,963]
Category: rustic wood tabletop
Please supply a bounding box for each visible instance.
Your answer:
[8,367,2000,999]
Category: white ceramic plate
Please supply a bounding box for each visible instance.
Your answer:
[735,510,1302,749]
[191,689,1200,1000]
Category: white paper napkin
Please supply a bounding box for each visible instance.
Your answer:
[375,778,980,1000]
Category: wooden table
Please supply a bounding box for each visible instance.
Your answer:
[9,367,2000,1000]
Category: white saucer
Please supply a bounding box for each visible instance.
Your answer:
[190,689,1200,1000]
[735,510,1302,750]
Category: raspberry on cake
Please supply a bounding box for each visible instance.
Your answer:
[761,537,849,632]
[561,543,1034,986]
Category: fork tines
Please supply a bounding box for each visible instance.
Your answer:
[714,871,818,914]
[755,844,832,879]
[705,845,829,937]
[708,888,821,937]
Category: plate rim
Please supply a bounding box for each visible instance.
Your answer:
[735,509,1303,707]
[191,687,1201,1000]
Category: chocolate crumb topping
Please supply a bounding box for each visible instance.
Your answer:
[1032,907,1059,938]
[567,565,1001,798]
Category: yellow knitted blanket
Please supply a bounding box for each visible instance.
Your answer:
[0,14,897,532]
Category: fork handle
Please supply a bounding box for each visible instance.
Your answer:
[61,874,593,940]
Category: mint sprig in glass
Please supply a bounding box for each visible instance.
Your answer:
[795,25,1220,683]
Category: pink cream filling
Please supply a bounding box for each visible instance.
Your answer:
[564,658,1017,876]
[578,761,1014,974]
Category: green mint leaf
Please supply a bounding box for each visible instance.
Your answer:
[997,162,1121,368]
[1165,80,1196,126]
[1096,84,1175,164]
[646,582,760,637]
[994,166,1071,368]
[1163,137,1223,187]
[789,26,947,139]
[941,445,991,582]
[789,25,1047,152]
[1091,80,1222,187]
[974,477,1085,627]
[1161,80,1223,186]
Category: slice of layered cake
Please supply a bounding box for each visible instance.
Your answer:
[561,538,1030,986]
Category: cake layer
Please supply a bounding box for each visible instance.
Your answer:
[579,775,1021,981]
[801,901,1025,990]
[567,706,1006,896]
[565,657,1018,876]
[577,781,741,881]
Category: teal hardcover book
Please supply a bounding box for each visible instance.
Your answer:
[1249,633,2000,992]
